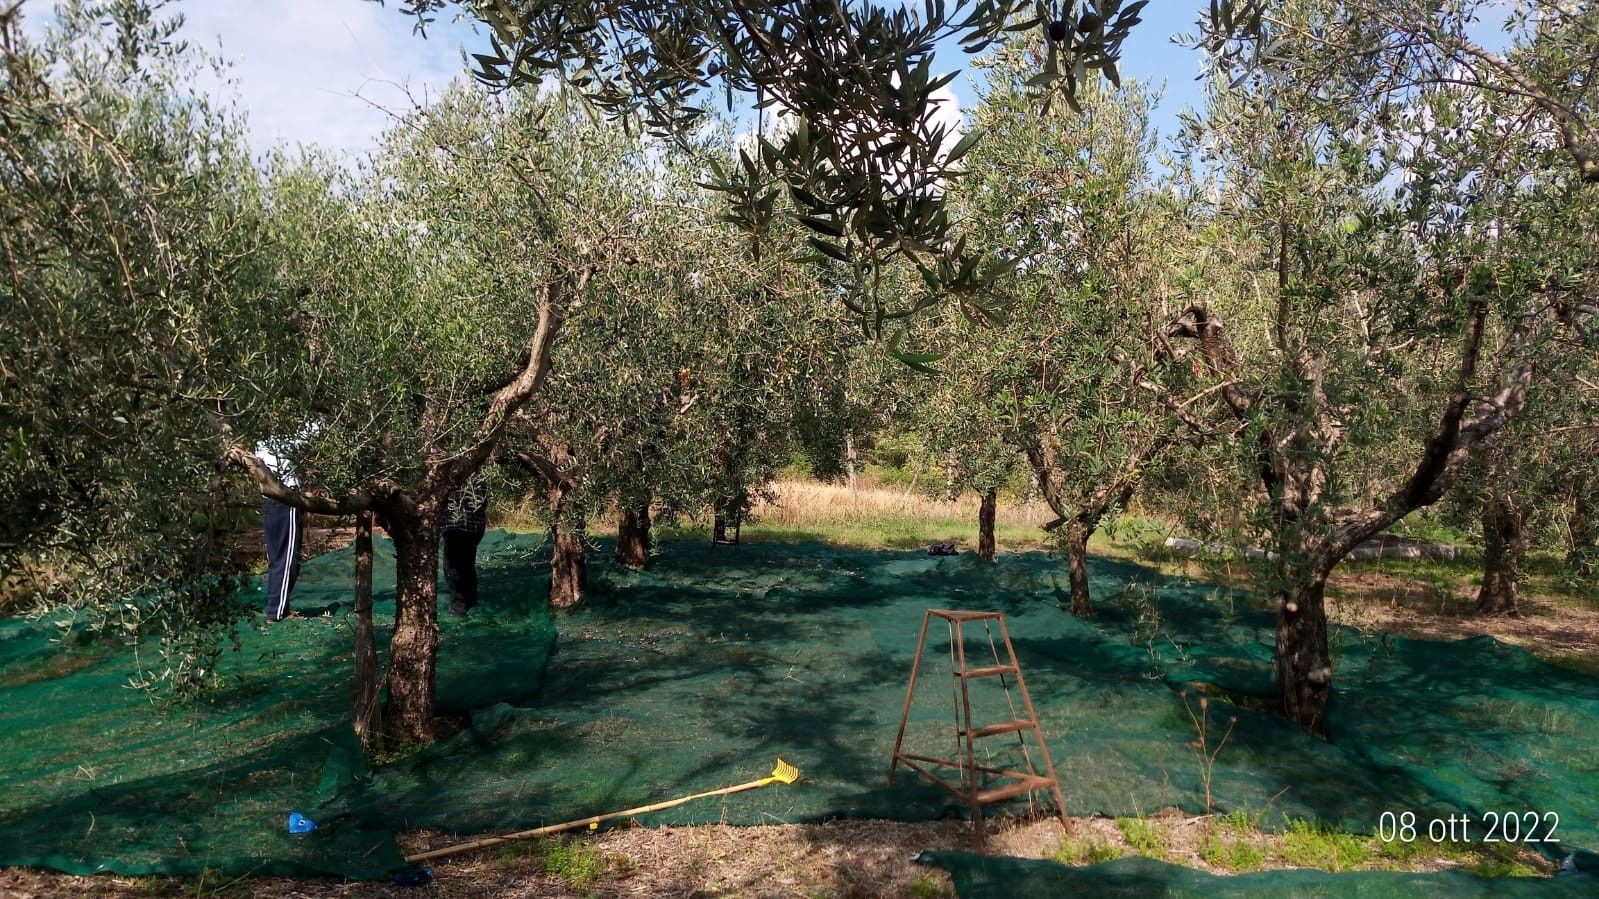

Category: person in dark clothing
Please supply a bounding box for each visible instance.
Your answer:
[262,498,304,621]
[255,439,305,622]
[442,477,489,616]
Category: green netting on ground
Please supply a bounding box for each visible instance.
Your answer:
[917,852,1597,898]
[4,535,1598,884]
[363,540,1599,864]
[0,530,554,879]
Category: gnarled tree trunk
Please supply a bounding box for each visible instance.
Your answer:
[550,520,586,608]
[545,476,586,608]
[504,444,589,608]
[351,510,382,750]
[1569,489,1598,575]
[1171,296,1536,738]
[1275,572,1333,738]
[845,434,859,499]
[1061,520,1094,617]
[616,501,651,569]
[977,488,997,563]
[219,267,575,747]
[1027,443,1151,618]
[1477,494,1525,616]
[385,501,441,743]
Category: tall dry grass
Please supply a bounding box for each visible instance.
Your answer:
[494,477,1056,551]
[737,479,1052,549]
[754,479,1039,527]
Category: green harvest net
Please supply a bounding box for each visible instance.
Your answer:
[917,852,1597,897]
[2,534,1597,889]
[0,531,552,879]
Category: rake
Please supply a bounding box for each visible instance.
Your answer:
[403,758,801,863]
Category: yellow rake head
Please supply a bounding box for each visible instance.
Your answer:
[769,758,800,785]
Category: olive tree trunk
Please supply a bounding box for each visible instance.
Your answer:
[1476,494,1525,616]
[1275,571,1333,738]
[1569,490,1598,575]
[548,482,585,608]
[845,434,859,499]
[1168,297,1535,738]
[977,488,997,563]
[551,523,586,608]
[219,266,574,746]
[1061,520,1094,618]
[1027,443,1153,618]
[616,501,651,569]
[351,511,382,750]
[385,503,441,743]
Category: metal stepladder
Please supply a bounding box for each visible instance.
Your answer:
[887,609,1070,847]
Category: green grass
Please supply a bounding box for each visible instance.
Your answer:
[534,837,609,887]
[1115,817,1168,859]
[1465,840,1543,878]
[1054,833,1125,866]
[1200,832,1267,872]
[906,871,954,898]
[1200,810,1268,872]
[1278,819,1370,872]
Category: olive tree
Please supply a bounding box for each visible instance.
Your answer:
[501,160,871,602]
[1172,0,1598,736]
[225,86,663,741]
[930,53,1217,610]
[1447,346,1599,615]
[380,0,1168,329]
[1,0,293,686]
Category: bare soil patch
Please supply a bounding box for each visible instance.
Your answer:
[1324,567,1599,664]
[0,809,1558,898]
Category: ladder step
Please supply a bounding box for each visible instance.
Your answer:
[953,664,1017,678]
[930,609,1005,622]
[961,720,1037,740]
[974,775,1057,804]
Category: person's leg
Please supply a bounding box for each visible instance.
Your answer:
[262,498,296,621]
[442,530,484,613]
[442,531,469,613]
[460,531,483,609]
[286,504,304,596]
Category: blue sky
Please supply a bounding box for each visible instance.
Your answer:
[19,1,1222,159]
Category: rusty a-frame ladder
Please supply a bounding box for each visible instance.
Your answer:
[887,609,1069,848]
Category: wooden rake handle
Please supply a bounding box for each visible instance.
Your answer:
[403,762,799,864]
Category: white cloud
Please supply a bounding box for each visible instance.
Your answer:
[175,0,477,159]
[732,80,965,178]
[21,0,482,159]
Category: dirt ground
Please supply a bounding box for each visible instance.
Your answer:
[1322,565,1599,666]
[0,810,1559,899]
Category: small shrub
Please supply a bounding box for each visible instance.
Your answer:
[1054,833,1124,866]
[1220,808,1261,833]
[1113,583,1189,678]
[1200,829,1266,872]
[1115,817,1168,858]
[539,838,609,887]
[906,871,954,898]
